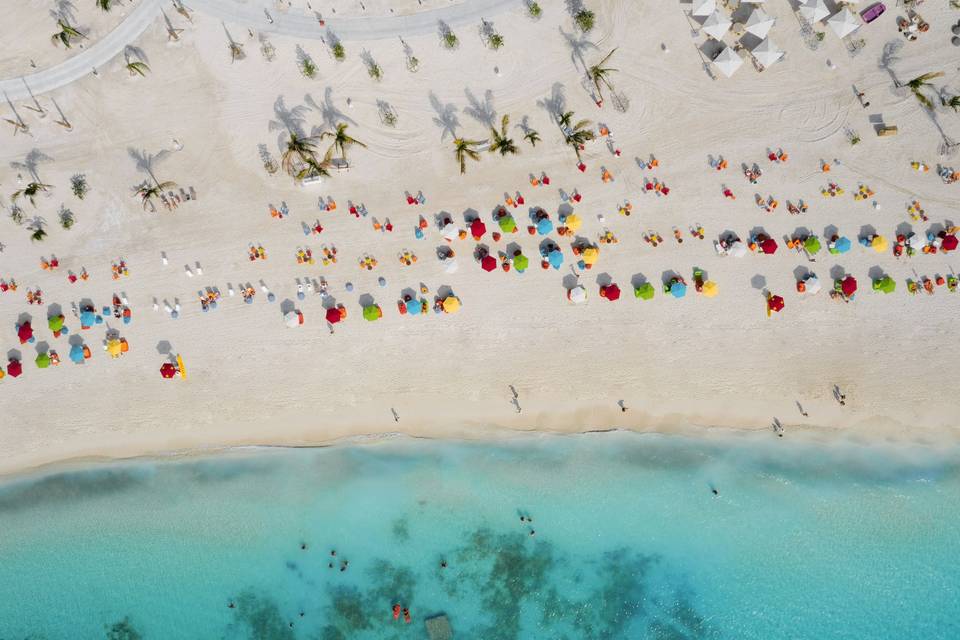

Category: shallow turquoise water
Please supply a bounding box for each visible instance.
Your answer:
[1,432,959,639]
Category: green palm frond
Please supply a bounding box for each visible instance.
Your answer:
[126,61,150,77]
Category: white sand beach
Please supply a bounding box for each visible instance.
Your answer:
[1,0,960,476]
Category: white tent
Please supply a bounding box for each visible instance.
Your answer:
[752,37,784,67]
[713,46,744,78]
[283,310,302,328]
[745,7,775,39]
[441,222,459,241]
[798,0,829,23]
[691,0,715,18]
[728,240,748,258]
[702,11,732,40]
[803,275,822,295]
[568,285,587,304]
[827,8,861,38]
[442,257,459,274]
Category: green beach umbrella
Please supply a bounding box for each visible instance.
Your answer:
[48,315,64,332]
[804,236,821,255]
[363,304,381,322]
[873,276,896,294]
[35,352,50,369]
[634,282,655,300]
[498,216,517,233]
[513,254,529,272]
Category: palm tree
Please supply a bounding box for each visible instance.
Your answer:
[489,115,518,156]
[907,72,944,110]
[96,0,113,10]
[51,20,86,48]
[30,227,48,242]
[126,61,150,77]
[135,179,177,210]
[280,132,320,178]
[321,123,367,162]
[588,48,618,104]
[942,95,960,113]
[524,129,541,147]
[556,112,595,160]
[453,137,483,174]
[12,182,52,207]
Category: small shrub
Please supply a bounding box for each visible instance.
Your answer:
[527,1,542,18]
[406,55,420,72]
[442,31,459,49]
[71,174,88,199]
[367,62,382,81]
[300,57,317,78]
[59,206,75,229]
[850,133,861,146]
[488,33,504,50]
[30,227,47,242]
[574,9,595,32]
[815,31,825,42]
[384,111,397,127]
[332,42,345,61]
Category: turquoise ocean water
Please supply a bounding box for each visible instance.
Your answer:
[0,432,958,639]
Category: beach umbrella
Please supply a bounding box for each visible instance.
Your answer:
[745,7,775,39]
[829,236,851,254]
[728,241,748,258]
[702,11,732,40]
[470,219,487,240]
[48,315,65,333]
[692,0,715,17]
[907,234,926,251]
[713,46,743,78]
[563,214,582,233]
[581,247,599,266]
[751,37,784,67]
[35,352,50,369]
[480,255,497,272]
[442,257,459,274]
[601,284,621,301]
[670,282,688,299]
[568,285,587,304]
[760,238,778,254]
[442,296,461,314]
[513,254,530,272]
[873,276,896,294]
[634,282,655,300]
[702,280,719,298]
[498,216,517,233]
[548,249,564,270]
[767,295,785,313]
[536,217,554,235]
[799,0,829,23]
[827,7,861,38]
[284,310,302,328]
[17,322,33,344]
[871,235,889,253]
[107,338,122,358]
[441,222,459,241]
[804,275,822,295]
[803,236,822,255]
[941,235,958,252]
[363,305,381,322]
[406,298,422,315]
[7,359,22,378]
[80,309,96,328]
[160,362,178,379]
[176,354,187,379]
[841,275,857,297]
[69,343,86,364]
[325,307,342,324]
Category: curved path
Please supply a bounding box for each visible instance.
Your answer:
[0,0,522,101]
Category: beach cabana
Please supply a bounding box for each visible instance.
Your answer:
[871,235,889,253]
[692,0,715,18]
[600,284,621,301]
[470,219,486,240]
[827,8,861,38]
[840,275,858,297]
[441,222,459,241]
[767,295,785,313]
[634,282,655,300]
[547,249,564,270]
[745,7,775,39]
[713,47,743,78]
[581,247,599,268]
[160,362,178,379]
[405,298,422,315]
[873,276,896,294]
[480,255,497,272]
[536,217,554,236]
[942,235,958,252]
[498,215,517,233]
[7,359,22,378]
[702,11,732,40]
[804,236,822,255]
[35,352,50,369]
[17,322,34,344]
[751,37,784,67]
[442,257,459,274]
[801,274,822,295]
[668,281,687,299]
[48,314,66,335]
[513,254,530,273]
[69,343,86,364]
[799,0,829,23]
[828,236,851,254]
[363,305,382,322]
[568,285,587,304]
[702,280,719,298]
[442,296,461,314]
[107,338,123,358]
[563,214,582,234]
[759,238,778,254]
[283,310,304,327]
[325,307,342,324]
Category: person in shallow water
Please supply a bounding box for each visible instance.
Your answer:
[393,604,401,620]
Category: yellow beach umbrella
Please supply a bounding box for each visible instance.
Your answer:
[177,354,187,379]
[564,214,582,233]
[702,280,719,298]
[581,247,599,266]
[106,339,122,358]
[442,296,461,314]
[871,235,888,253]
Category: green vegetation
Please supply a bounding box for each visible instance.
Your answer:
[907,71,944,110]
[574,9,595,32]
[71,174,88,199]
[51,20,85,48]
[589,48,618,104]
[524,129,541,147]
[488,33,504,50]
[321,123,367,162]
[59,206,75,229]
[12,182,51,207]
[453,137,483,174]
[126,61,150,77]
[300,57,317,78]
[332,42,346,61]
[527,1,542,19]
[489,114,518,156]
[442,30,459,50]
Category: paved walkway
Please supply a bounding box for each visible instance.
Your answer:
[0,0,521,101]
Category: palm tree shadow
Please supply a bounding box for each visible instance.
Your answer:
[463,88,496,128]
[306,87,356,134]
[269,95,309,136]
[559,27,597,73]
[429,91,460,141]
[50,0,77,23]
[124,45,149,65]
[537,82,566,119]
[127,147,170,184]
[10,149,54,182]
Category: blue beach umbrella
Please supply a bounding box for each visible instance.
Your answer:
[548,249,564,270]
[406,298,422,315]
[80,310,96,328]
[536,217,554,235]
[671,282,687,299]
[830,236,852,254]
[69,343,85,364]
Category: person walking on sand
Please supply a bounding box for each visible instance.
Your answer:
[618,400,628,413]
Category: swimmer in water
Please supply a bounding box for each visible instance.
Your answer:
[711,488,719,496]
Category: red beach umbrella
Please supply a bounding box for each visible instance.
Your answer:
[600,284,621,301]
[942,235,958,252]
[160,363,178,379]
[7,359,22,378]
[480,255,498,272]
[325,307,342,324]
[841,275,857,297]
[17,322,33,344]
[760,238,778,255]
[767,295,785,313]
[470,219,487,240]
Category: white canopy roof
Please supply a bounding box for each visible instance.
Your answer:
[713,46,744,78]
[799,0,829,23]
[702,10,732,40]
[692,0,715,18]
[752,37,784,66]
[745,7,775,39]
[827,8,861,38]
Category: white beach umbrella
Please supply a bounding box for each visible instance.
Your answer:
[692,0,715,18]
[442,257,459,274]
[752,37,784,66]
[728,240,748,258]
[283,311,301,328]
[827,8,861,38]
[798,0,829,23]
[702,11,732,40]
[745,7,775,39]
[804,275,822,295]
[441,222,459,241]
[568,285,587,304]
[713,46,743,78]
